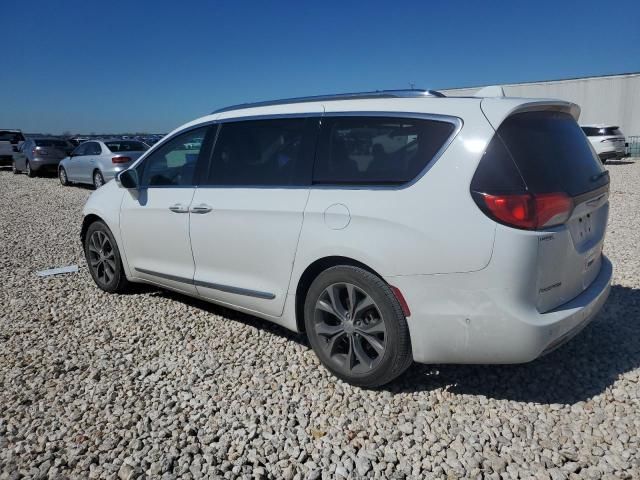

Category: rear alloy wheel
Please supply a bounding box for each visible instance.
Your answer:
[59,167,69,186]
[304,266,412,388]
[26,161,35,178]
[93,170,105,189]
[84,221,130,293]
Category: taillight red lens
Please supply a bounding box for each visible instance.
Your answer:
[112,156,131,164]
[479,192,572,230]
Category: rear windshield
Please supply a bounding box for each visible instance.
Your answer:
[0,131,25,143]
[105,141,148,152]
[35,139,70,148]
[496,111,608,197]
[582,126,622,136]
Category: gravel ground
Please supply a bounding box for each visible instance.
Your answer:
[1,161,639,480]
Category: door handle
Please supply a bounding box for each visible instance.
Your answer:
[169,203,190,213]
[190,204,212,214]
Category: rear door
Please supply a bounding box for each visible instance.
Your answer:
[486,109,610,311]
[189,116,319,317]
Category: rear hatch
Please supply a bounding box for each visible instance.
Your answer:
[472,105,610,312]
[104,140,148,166]
[34,139,73,159]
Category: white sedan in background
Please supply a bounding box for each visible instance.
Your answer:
[58,139,149,189]
[581,125,626,163]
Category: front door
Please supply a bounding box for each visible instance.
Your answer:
[189,116,318,317]
[119,125,213,295]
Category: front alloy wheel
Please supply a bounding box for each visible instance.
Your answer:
[84,221,130,293]
[59,167,69,186]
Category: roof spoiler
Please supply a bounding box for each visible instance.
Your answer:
[474,85,505,97]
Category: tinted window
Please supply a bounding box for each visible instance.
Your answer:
[206,118,315,186]
[84,142,101,155]
[72,144,87,156]
[497,111,608,196]
[105,140,148,152]
[139,127,208,187]
[314,117,455,185]
[582,126,622,136]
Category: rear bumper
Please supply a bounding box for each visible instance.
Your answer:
[30,157,63,171]
[388,256,612,364]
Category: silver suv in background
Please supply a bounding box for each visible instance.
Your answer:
[582,125,626,163]
[0,130,25,167]
[12,137,74,177]
[59,139,149,188]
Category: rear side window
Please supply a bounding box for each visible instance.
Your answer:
[205,118,316,186]
[486,111,608,197]
[582,126,622,136]
[313,117,455,185]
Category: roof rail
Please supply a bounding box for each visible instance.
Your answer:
[212,89,445,114]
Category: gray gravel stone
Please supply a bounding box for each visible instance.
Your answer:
[1,162,640,478]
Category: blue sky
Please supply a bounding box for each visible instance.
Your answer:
[2,0,639,134]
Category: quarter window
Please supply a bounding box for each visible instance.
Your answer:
[206,118,315,186]
[313,117,456,185]
[139,126,209,187]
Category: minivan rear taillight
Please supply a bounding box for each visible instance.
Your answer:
[474,192,573,230]
[112,156,131,164]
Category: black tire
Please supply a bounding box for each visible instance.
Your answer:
[26,161,35,178]
[84,221,131,293]
[93,170,105,189]
[59,167,69,186]
[304,265,412,388]
[12,160,19,174]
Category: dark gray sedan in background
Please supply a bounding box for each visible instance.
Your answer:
[58,139,148,188]
[12,138,74,177]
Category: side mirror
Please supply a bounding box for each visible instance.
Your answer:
[117,169,139,189]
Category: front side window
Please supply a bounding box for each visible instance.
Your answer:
[139,126,208,187]
[313,117,456,185]
[206,118,314,186]
[72,144,87,156]
[85,142,102,155]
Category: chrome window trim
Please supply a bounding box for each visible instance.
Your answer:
[132,111,462,191]
[134,267,276,300]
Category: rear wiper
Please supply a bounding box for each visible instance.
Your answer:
[590,171,609,182]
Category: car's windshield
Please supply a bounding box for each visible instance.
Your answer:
[105,141,148,152]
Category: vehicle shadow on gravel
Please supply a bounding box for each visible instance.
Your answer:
[152,285,639,405]
[394,285,640,404]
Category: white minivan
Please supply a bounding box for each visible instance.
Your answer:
[81,90,612,387]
